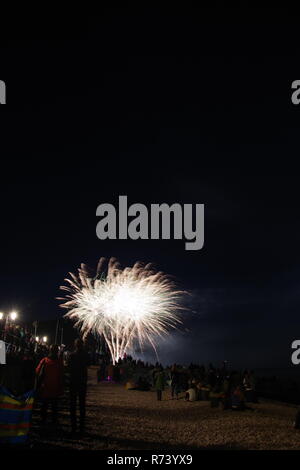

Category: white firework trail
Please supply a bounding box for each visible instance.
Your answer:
[58,257,186,364]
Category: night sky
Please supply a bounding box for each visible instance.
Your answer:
[1,9,300,370]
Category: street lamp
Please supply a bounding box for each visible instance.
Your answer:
[1,311,18,342]
[10,311,18,321]
[35,336,39,342]
[43,336,47,343]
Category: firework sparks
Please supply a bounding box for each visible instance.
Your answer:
[58,257,185,364]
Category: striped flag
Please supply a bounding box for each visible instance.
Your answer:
[0,386,35,444]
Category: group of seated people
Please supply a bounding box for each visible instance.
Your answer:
[184,370,258,410]
[107,358,258,411]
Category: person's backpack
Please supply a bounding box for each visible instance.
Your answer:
[294,409,300,429]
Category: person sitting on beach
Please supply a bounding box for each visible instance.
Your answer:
[200,383,211,401]
[243,371,254,402]
[249,370,258,403]
[231,385,246,410]
[221,376,231,410]
[136,376,151,391]
[196,381,203,400]
[185,383,197,402]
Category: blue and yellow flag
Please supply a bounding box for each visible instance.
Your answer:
[0,386,35,444]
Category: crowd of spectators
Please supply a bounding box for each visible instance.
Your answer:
[0,325,53,395]
[1,324,37,352]
[0,327,91,437]
[1,325,297,411]
[103,357,258,410]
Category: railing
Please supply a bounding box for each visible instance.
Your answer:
[0,330,36,353]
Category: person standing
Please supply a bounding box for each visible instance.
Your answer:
[35,344,64,425]
[154,366,165,401]
[67,338,90,434]
[170,364,180,399]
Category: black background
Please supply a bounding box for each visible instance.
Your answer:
[1,8,300,370]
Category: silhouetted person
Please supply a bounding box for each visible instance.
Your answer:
[68,339,90,434]
[170,364,180,399]
[22,349,35,391]
[154,366,165,401]
[35,344,64,425]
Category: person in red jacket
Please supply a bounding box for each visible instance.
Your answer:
[35,344,64,425]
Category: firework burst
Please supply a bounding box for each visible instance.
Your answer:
[58,257,185,364]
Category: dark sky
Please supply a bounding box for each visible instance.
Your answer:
[1,9,300,369]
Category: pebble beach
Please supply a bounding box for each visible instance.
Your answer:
[28,367,300,450]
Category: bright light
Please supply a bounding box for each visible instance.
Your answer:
[10,311,18,321]
[35,336,39,342]
[43,336,47,343]
[59,257,185,364]
[0,312,4,320]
